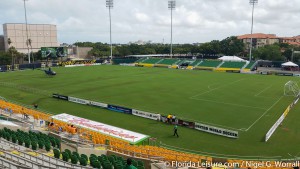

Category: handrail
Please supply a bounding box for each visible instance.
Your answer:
[0,147,56,169]
[0,138,92,169]
[0,156,31,169]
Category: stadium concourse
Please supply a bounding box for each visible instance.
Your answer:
[0,98,297,169]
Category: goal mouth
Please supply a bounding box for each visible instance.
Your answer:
[284,81,300,97]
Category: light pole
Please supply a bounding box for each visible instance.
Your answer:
[168,0,176,58]
[106,0,113,63]
[249,0,258,62]
[23,0,31,63]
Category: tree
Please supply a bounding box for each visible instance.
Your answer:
[253,44,284,61]
[7,38,13,67]
[27,38,34,63]
[220,36,244,56]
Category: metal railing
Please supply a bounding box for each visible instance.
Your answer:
[0,138,91,169]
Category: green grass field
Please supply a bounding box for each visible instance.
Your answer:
[0,65,300,159]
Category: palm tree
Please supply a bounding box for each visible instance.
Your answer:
[27,38,34,63]
[7,38,13,69]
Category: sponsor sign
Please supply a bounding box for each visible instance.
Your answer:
[265,114,285,142]
[194,122,238,138]
[107,105,132,114]
[275,72,294,76]
[51,113,149,144]
[132,109,160,120]
[68,96,107,108]
[52,94,69,100]
[177,119,195,128]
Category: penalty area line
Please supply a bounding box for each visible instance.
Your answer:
[245,95,284,132]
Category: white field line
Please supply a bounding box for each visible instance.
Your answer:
[190,78,247,98]
[189,97,267,110]
[245,95,284,131]
[255,85,273,97]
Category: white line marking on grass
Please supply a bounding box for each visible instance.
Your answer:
[255,85,273,97]
[245,95,284,131]
[190,97,267,110]
[190,78,247,98]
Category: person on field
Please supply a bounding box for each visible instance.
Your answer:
[173,125,179,137]
[123,158,137,169]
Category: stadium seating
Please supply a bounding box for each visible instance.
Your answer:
[197,60,222,68]
[140,58,161,64]
[220,61,247,69]
[245,61,256,69]
[189,60,202,66]
[156,59,179,65]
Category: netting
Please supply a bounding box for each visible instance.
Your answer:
[284,81,300,97]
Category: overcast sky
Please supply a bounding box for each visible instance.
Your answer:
[0,0,299,44]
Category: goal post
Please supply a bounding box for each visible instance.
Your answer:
[284,81,300,97]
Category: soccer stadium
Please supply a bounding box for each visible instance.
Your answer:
[1,0,300,169]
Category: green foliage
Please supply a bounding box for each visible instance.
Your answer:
[253,44,284,61]
[74,37,245,58]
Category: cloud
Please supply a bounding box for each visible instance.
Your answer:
[0,0,299,44]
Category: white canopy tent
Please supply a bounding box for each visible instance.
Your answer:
[218,56,245,62]
[281,61,299,67]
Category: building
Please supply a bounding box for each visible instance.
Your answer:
[237,33,279,49]
[2,23,58,53]
[68,46,93,59]
[238,33,300,49]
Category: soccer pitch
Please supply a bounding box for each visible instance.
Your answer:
[0,65,300,158]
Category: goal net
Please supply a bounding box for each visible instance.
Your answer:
[284,81,300,97]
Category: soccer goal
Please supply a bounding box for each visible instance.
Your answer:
[284,81,300,97]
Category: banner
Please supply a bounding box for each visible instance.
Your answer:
[107,105,132,114]
[41,47,67,58]
[194,122,238,138]
[177,119,195,128]
[275,72,294,76]
[132,109,160,120]
[90,101,107,108]
[52,93,69,100]
[68,96,90,105]
[51,113,149,144]
[68,96,107,108]
[265,114,285,142]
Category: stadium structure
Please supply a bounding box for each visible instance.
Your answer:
[0,56,300,169]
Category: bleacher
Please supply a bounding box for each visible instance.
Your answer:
[140,58,161,64]
[197,60,222,68]
[189,60,202,66]
[220,61,247,69]
[156,59,179,65]
[135,58,147,63]
[245,61,257,69]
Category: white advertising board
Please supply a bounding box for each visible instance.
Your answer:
[51,113,149,144]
